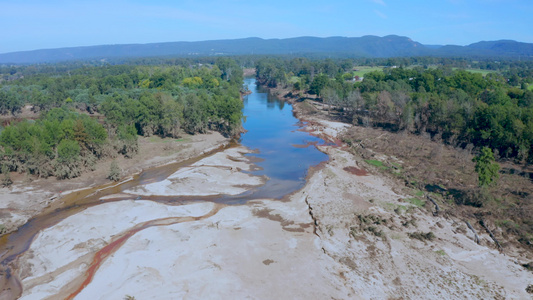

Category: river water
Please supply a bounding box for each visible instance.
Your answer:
[230,78,328,200]
[0,78,328,298]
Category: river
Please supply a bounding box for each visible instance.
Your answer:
[0,78,328,299]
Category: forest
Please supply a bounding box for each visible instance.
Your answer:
[255,56,533,249]
[0,58,244,181]
[255,57,533,165]
[1,55,533,179]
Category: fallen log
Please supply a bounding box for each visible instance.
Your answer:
[465,221,480,245]
[480,219,503,253]
[427,195,440,216]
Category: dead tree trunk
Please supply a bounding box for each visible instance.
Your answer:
[465,221,480,245]
[479,219,503,253]
[427,195,440,216]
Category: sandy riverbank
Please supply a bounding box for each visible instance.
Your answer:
[12,116,532,299]
[0,131,229,236]
[2,86,532,299]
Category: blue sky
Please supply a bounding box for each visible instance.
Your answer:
[1,0,532,54]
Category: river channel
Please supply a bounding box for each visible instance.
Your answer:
[0,78,328,299]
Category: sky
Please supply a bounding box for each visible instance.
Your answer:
[1,0,532,54]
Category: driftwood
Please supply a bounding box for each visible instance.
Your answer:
[465,221,480,245]
[480,219,503,253]
[427,195,440,216]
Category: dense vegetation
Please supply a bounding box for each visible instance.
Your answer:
[255,57,533,164]
[0,58,244,180]
[256,56,533,249]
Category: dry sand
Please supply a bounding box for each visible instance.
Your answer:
[0,131,228,235]
[3,114,533,299]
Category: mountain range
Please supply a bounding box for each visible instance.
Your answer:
[1,35,532,64]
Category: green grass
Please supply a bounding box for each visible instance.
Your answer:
[391,162,401,168]
[452,68,495,76]
[353,66,383,77]
[435,250,447,256]
[365,159,388,170]
[406,197,425,207]
[383,202,403,212]
[414,190,424,197]
[289,76,299,84]
[495,219,520,229]
[527,84,533,91]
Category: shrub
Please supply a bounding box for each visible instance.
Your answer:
[108,161,120,181]
[408,231,436,241]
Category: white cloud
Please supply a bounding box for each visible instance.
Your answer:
[371,0,386,6]
[374,10,387,19]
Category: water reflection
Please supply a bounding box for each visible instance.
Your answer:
[239,78,328,198]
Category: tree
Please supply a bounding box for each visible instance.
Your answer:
[108,160,120,181]
[309,74,329,95]
[472,147,500,187]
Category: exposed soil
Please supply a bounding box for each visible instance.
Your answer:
[0,131,229,236]
[2,82,533,299]
[276,84,533,258]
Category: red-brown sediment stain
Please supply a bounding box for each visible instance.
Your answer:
[65,204,222,300]
[292,141,318,148]
[0,144,234,300]
[343,166,368,176]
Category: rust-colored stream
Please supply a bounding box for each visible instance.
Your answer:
[0,143,232,300]
[0,78,331,299]
[64,204,223,300]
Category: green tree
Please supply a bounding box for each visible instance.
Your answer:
[472,147,500,187]
[309,74,329,95]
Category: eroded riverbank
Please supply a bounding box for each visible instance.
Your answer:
[2,78,532,299]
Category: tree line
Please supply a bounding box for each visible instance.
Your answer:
[255,57,533,165]
[0,58,244,181]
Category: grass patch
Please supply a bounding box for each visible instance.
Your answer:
[528,84,533,91]
[394,205,408,214]
[495,219,520,229]
[391,162,401,168]
[414,190,424,197]
[353,66,383,77]
[435,250,447,256]
[452,68,495,76]
[406,197,425,207]
[365,159,388,169]
[289,76,299,84]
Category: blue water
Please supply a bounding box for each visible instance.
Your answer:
[237,78,328,199]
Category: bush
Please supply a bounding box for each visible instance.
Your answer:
[1,165,12,187]
[408,231,436,241]
[108,161,120,181]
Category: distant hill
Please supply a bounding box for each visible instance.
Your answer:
[436,40,533,58]
[0,36,532,64]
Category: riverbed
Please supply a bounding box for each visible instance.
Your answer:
[0,78,335,299]
[1,78,531,299]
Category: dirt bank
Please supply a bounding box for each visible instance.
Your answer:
[12,106,532,299]
[0,131,229,236]
[3,83,533,299]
